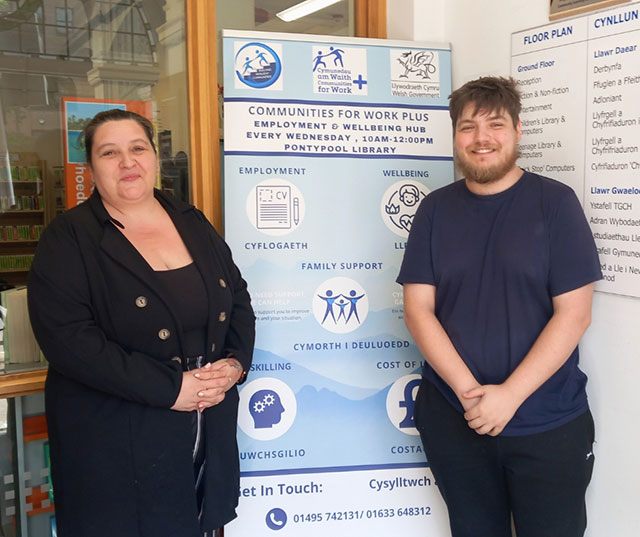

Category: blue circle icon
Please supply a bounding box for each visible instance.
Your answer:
[265,507,287,530]
[235,42,282,88]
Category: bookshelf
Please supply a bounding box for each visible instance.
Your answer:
[0,153,52,288]
[0,152,50,376]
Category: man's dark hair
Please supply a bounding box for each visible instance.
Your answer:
[448,76,521,130]
[83,109,156,165]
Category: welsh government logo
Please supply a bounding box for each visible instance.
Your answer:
[397,50,437,80]
[234,41,282,89]
[238,378,297,441]
[389,49,441,98]
[386,374,422,435]
[312,277,368,334]
[381,180,430,237]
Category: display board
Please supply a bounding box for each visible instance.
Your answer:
[511,1,640,297]
[222,30,453,536]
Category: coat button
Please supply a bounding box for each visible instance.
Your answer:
[171,356,182,365]
[218,312,226,322]
[211,343,216,352]
[158,328,171,340]
[135,296,148,308]
[219,278,227,288]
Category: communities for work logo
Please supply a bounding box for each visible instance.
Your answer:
[234,41,283,90]
[312,45,368,96]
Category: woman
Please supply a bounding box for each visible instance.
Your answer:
[28,109,255,537]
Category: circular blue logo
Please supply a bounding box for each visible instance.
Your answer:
[235,42,282,89]
[265,507,287,530]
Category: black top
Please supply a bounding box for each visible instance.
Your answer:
[155,262,208,357]
[397,173,602,435]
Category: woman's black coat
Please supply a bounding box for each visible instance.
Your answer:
[27,189,255,537]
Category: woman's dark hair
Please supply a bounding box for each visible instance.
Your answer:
[83,109,156,165]
[449,76,521,130]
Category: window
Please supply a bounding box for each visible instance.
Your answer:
[55,7,72,35]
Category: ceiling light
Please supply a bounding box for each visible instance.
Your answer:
[276,0,342,22]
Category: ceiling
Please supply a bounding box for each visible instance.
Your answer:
[252,0,353,36]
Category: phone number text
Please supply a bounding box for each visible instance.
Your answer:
[292,506,431,524]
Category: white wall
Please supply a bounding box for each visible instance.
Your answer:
[387,0,414,40]
[388,2,640,536]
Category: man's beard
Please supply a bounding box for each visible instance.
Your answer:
[455,145,520,184]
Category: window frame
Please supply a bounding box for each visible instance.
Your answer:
[186,0,386,231]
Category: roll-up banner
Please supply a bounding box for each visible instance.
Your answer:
[223,30,453,536]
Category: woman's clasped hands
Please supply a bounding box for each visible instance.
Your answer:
[171,358,243,412]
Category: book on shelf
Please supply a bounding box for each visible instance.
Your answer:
[0,224,44,241]
[6,165,41,182]
[0,254,34,271]
[1,286,43,364]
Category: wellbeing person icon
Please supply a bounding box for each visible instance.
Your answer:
[399,184,421,207]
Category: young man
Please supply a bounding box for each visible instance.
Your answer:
[397,76,601,537]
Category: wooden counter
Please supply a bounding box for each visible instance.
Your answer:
[0,368,47,398]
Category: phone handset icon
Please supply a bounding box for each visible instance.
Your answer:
[270,512,284,526]
[265,508,287,530]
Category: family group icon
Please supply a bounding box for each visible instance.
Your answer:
[317,289,365,326]
[312,278,369,334]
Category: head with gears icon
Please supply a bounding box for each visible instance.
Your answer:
[249,389,285,429]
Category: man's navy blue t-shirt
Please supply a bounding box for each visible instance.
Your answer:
[397,172,602,436]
